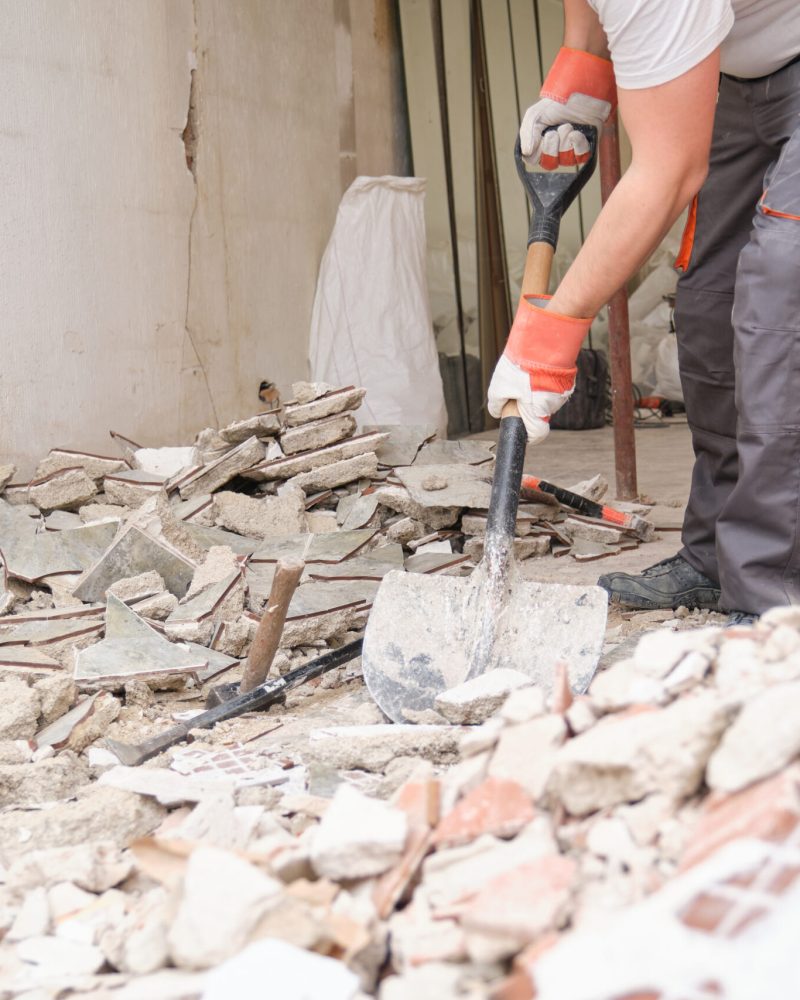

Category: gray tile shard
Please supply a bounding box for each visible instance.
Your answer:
[363,424,437,467]
[74,595,207,683]
[178,437,265,499]
[285,452,378,492]
[291,380,336,404]
[307,544,405,581]
[242,432,387,482]
[104,470,166,509]
[336,492,380,530]
[283,386,366,426]
[0,618,103,648]
[35,449,126,482]
[166,572,244,625]
[279,413,356,456]
[405,552,470,575]
[218,412,281,444]
[28,467,98,512]
[72,525,196,603]
[0,646,63,673]
[395,463,493,510]
[181,522,261,556]
[250,529,376,565]
[414,440,495,467]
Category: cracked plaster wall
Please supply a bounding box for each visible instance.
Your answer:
[0,0,406,475]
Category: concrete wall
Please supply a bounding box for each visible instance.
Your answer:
[0,0,407,475]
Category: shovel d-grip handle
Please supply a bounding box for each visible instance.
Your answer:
[514,125,598,250]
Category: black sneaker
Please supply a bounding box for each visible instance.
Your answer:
[726,611,759,628]
[597,554,721,611]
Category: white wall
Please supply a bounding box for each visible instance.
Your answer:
[0,0,406,475]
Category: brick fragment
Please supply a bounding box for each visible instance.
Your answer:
[680,766,800,871]
[433,777,535,848]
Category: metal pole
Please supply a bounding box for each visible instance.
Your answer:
[599,109,638,500]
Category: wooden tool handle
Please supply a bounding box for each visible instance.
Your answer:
[239,557,305,693]
[521,241,555,300]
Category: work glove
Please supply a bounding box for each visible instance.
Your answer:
[520,47,616,170]
[487,296,592,443]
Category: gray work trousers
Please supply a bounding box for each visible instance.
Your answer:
[674,56,800,614]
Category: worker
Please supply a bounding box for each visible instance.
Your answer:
[488,0,800,624]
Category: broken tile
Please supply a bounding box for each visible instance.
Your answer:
[73,525,196,602]
[307,544,405,582]
[28,467,98,512]
[307,725,462,772]
[44,509,83,530]
[0,463,17,490]
[0,645,63,674]
[35,448,126,482]
[336,492,380,530]
[563,517,626,546]
[170,745,287,788]
[404,551,470,575]
[182,521,261,556]
[213,489,305,540]
[414,439,495,466]
[166,572,245,626]
[74,595,207,683]
[242,431,388,483]
[280,412,356,456]
[395,463,493,509]
[107,570,166,604]
[134,446,200,477]
[250,528,376,565]
[178,436,265,499]
[433,777,535,848]
[305,510,339,533]
[283,386,366,426]
[217,412,281,444]
[285,451,378,492]
[104,469,166,508]
[374,485,461,530]
[0,616,103,649]
[362,424,437,467]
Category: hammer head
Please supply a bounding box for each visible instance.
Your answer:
[205,681,241,709]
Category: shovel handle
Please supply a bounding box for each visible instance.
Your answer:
[239,557,304,693]
[521,242,556,301]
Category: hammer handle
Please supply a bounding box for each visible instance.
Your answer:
[239,557,304,693]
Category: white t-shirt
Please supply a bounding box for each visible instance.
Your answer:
[587,0,800,88]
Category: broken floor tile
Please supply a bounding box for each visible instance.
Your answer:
[363,423,437,467]
[285,451,378,492]
[404,552,470,575]
[280,412,356,456]
[307,725,462,772]
[414,439,495,467]
[395,463,493,510]
[73,525,196,602]
[74,595,207,684]
[28,466,98,512]
[35,448,126,482]
[374,485,461,530]
[336,492,380,531]
[181,521,261,556]
[172,494,214,524]
[0,645,63,674]
[178,436,265,499]
[34,693,101,750]
[243,431,388,483]
[99,765,284,806]
[44,509,82,530]
[170,745,288,788]
[0,617,103,649]
[250,528,377,565]
[213,489,305,540]
[283,386,366,427]
[166,572,244,626]
[307,544,405,582]
[218,411,281,444]
[433,777,535,848]
[104,469,166,508]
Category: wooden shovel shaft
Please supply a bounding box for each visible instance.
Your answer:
[501,241,554,422]
[239,557,304,693]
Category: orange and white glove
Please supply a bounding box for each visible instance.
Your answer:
[487,297,592,444]
[520,47,616,170]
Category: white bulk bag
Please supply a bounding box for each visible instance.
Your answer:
[309,176,448,434]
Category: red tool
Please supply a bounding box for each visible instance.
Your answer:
[521,475,653,541]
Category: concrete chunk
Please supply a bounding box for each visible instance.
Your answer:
[374,485,460,530]
[243,431,388,482]
[310,783,408,880]
[218,412,281,444]
[434,669,534,725]
[104,469,166,508]
[307,724,462,772]
[213,489,305,540]
[29,467,98,512]
[35,449,126,482]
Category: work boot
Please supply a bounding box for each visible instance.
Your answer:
[597,554,721,611]
[726,611,759,628]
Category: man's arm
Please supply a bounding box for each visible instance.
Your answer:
[548,49,720,317]
[562,0,610,59]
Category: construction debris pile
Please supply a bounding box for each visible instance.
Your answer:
[0,382,796,998]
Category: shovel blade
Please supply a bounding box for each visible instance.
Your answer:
[362,570,607,724]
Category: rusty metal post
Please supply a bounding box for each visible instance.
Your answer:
[599,110,638,500]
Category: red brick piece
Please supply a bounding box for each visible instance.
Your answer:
[680,766,800,871]
[433,776,535,848]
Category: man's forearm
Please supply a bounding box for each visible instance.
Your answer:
[562,0,610,59]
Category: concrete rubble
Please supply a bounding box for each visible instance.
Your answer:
[2,382,797,997]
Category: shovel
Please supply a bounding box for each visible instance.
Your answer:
[362,126,608,724]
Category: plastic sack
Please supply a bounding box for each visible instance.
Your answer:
[655,335,684,402]
[309,176,448,435]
